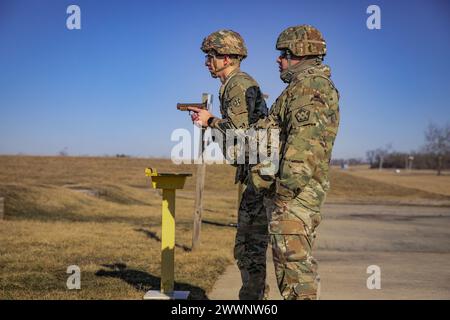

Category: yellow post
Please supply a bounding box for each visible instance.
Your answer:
[161,188,175,293]
[143,168,192,300]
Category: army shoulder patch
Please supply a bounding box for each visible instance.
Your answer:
[295,107,311,124]
[231,97,241,108]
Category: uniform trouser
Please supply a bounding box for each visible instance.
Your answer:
[264,197,321,300]
[234,183,269,300]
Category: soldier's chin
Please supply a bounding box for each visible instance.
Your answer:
[210,72,218,78]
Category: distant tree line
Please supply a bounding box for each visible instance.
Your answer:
[366,151,450,171]
[330,158,365,166]
[365,123,450,175]
[115,154,130,158]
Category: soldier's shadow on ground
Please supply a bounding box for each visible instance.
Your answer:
[95,263,208,300]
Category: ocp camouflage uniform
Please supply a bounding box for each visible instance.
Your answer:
[215,68,270,300]
[201,30,269,300]
[252,25,340,300]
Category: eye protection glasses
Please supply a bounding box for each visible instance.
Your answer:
[279,50,291,59]
[205,54,226,62]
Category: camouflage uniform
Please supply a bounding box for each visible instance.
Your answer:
[201,30,269,300]
[252,25,340,300]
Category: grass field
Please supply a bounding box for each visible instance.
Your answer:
[1,156,449,299]
[343,165,450,197]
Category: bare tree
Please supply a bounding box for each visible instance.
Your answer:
[376,143,392,171]
[366,144,392,169]
[423,123,450,175]
[366,150,376,167]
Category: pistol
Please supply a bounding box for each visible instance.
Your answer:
[176,102,208,111]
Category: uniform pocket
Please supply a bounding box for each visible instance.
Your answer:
[269,220,312,262]
[284,234,311,261]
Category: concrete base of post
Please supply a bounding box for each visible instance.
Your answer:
[143,290,190,300]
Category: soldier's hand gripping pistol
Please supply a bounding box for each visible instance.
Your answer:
[177,101,214,127]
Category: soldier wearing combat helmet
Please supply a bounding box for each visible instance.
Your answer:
[201,30,247,79]
[191,25,339,300]
[194,29,270,300]
[255,24,340,300]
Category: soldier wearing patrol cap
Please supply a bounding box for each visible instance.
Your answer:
[198,29,270,300]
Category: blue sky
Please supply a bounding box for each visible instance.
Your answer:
[1,0,449,159]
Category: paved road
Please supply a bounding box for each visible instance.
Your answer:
[208,203,450,300]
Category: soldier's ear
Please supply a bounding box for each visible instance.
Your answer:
[223,55,232,66]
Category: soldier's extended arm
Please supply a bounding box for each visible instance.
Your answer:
[189,85,269,165]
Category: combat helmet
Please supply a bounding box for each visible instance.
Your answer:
[276,25,326,57]
[201,29,247,59]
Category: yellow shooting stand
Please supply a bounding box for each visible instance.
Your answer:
[143,168,192,300]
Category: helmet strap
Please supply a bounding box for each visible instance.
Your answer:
[280,51,295,83]
[211,56,234,77]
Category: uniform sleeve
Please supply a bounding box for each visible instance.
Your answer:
[211,81,268,166]
[212,84,267,132]
[276,83,338,201]
[246,86,268,125]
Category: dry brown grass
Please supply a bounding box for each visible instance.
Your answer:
[0,156,237,299]
[326,168,450,206]
[1,156,449,299]
[342,165,450,198]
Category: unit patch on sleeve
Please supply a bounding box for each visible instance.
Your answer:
[295,108,311,123]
